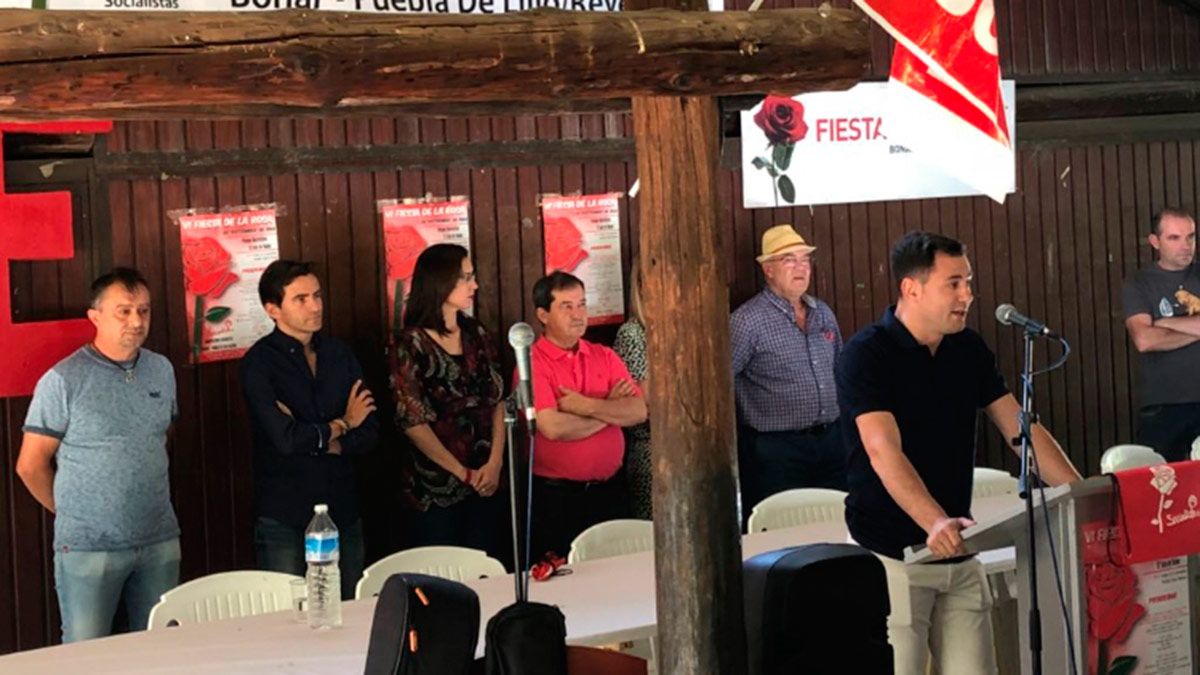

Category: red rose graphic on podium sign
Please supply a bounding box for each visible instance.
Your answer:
[384,225,428,335]
[543,216,588,273]
[1084,540,1146,675]
[183,236,238,363]
[750,94,810,205]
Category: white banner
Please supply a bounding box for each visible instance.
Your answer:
[46,0,722,12]
[740,81,1015,209]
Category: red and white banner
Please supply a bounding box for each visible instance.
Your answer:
[740,82,1013,208]
[379,198,471,335]
[541,193,624,326]
[853,0,1014,203]
[1110,461,1200,566]
[175,206,279,364]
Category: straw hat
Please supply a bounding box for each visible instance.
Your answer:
[756,225,816,262]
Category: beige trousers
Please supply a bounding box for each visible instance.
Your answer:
[876,554,998,675]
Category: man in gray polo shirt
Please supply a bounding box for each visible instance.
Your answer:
[1123,208,1200,462]
[16,268,180,642]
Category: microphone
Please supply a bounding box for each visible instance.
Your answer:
[995,304,1058,338]
[507,322,537,425]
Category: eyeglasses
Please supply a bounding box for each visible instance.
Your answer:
[770,254,812,268]
[458,272,477,283]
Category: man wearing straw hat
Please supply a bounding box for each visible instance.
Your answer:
[731,224,846,522]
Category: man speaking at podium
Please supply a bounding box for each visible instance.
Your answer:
[836,232,1082,675]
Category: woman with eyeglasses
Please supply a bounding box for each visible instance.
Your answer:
[390,243,506,558]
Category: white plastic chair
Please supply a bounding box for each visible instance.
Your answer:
[355,546,506,600]
[568,519,655,564]
[147,570,301,629]
[972,467,1019,499]
[745,488,847,533]
[568,519,658,672]
[1100,444,1166,474]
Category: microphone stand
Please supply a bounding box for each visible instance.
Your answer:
[503,394,538,602]
[1014,328,1043,675]
[502,396,524,602]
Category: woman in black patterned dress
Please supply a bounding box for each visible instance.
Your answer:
[390,244,506,558]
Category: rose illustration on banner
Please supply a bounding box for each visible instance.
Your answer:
[1085,557,1146,675]
[183,236,238,363]
[543,216,588,273]
[750,94,809,205]
[1149,464,1178,533]
[384,225,428,335]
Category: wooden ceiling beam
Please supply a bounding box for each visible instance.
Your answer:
[0,7,868,121]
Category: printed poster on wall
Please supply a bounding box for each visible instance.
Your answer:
[1080,521,1193,675]
[740,81,1015,208]
[380,198,471,335]
[176,205,279,364]
[541,192,623,326]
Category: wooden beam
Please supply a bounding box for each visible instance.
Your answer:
[0,8,869,121]
[629,0,746,672]
[95,138,636,177]
[1016,80,1200,121]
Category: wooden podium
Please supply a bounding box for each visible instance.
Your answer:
[907,475,1199,675]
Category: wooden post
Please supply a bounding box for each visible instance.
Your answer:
[629,0,745,670]
[635,93,745,673]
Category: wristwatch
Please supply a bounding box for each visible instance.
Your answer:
[333,418,351,434]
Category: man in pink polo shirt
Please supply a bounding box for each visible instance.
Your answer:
[527,271,648,559]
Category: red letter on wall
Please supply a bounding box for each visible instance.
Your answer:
[0,121,113,398]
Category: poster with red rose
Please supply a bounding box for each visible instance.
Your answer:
[176,206,279,364]
[541,193,624,326]
[1081,521,1193,675]
[740,81,1013,208]
[380,198,471,335]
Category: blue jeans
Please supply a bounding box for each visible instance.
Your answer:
[255,517,364,601]
[54,538,181,643]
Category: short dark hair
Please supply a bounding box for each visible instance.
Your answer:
[403,244,470,335]
[258,260,315,307]
[90,267,148,308]
[890,232,966,287]
[1151,208,1196,235]
[533,271,585,313]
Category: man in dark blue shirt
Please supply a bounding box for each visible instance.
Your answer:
[836,232,1081,675]
[240,260,378,600]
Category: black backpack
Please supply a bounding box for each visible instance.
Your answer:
[743,543,893,675]
[483,601,568,675]
[363,573,481,675]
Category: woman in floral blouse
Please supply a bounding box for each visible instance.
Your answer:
[613,257,652,519]
[391,244,506,558]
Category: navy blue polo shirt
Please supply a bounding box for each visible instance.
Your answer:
[240,328,380,530]
[835,306,1008,560]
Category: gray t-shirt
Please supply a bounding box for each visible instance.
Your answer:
[23,346,180,551]
[1121,262,1200,407]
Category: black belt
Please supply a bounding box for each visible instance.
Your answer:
[534,476,614,491]
[798,421,834,435]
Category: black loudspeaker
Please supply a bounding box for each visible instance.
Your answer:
[363,573,481,675]
[743,543,894,675]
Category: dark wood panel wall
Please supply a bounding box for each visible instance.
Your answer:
[4,0,1200,656]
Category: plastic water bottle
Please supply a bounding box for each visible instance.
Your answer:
[305,503,342,629]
